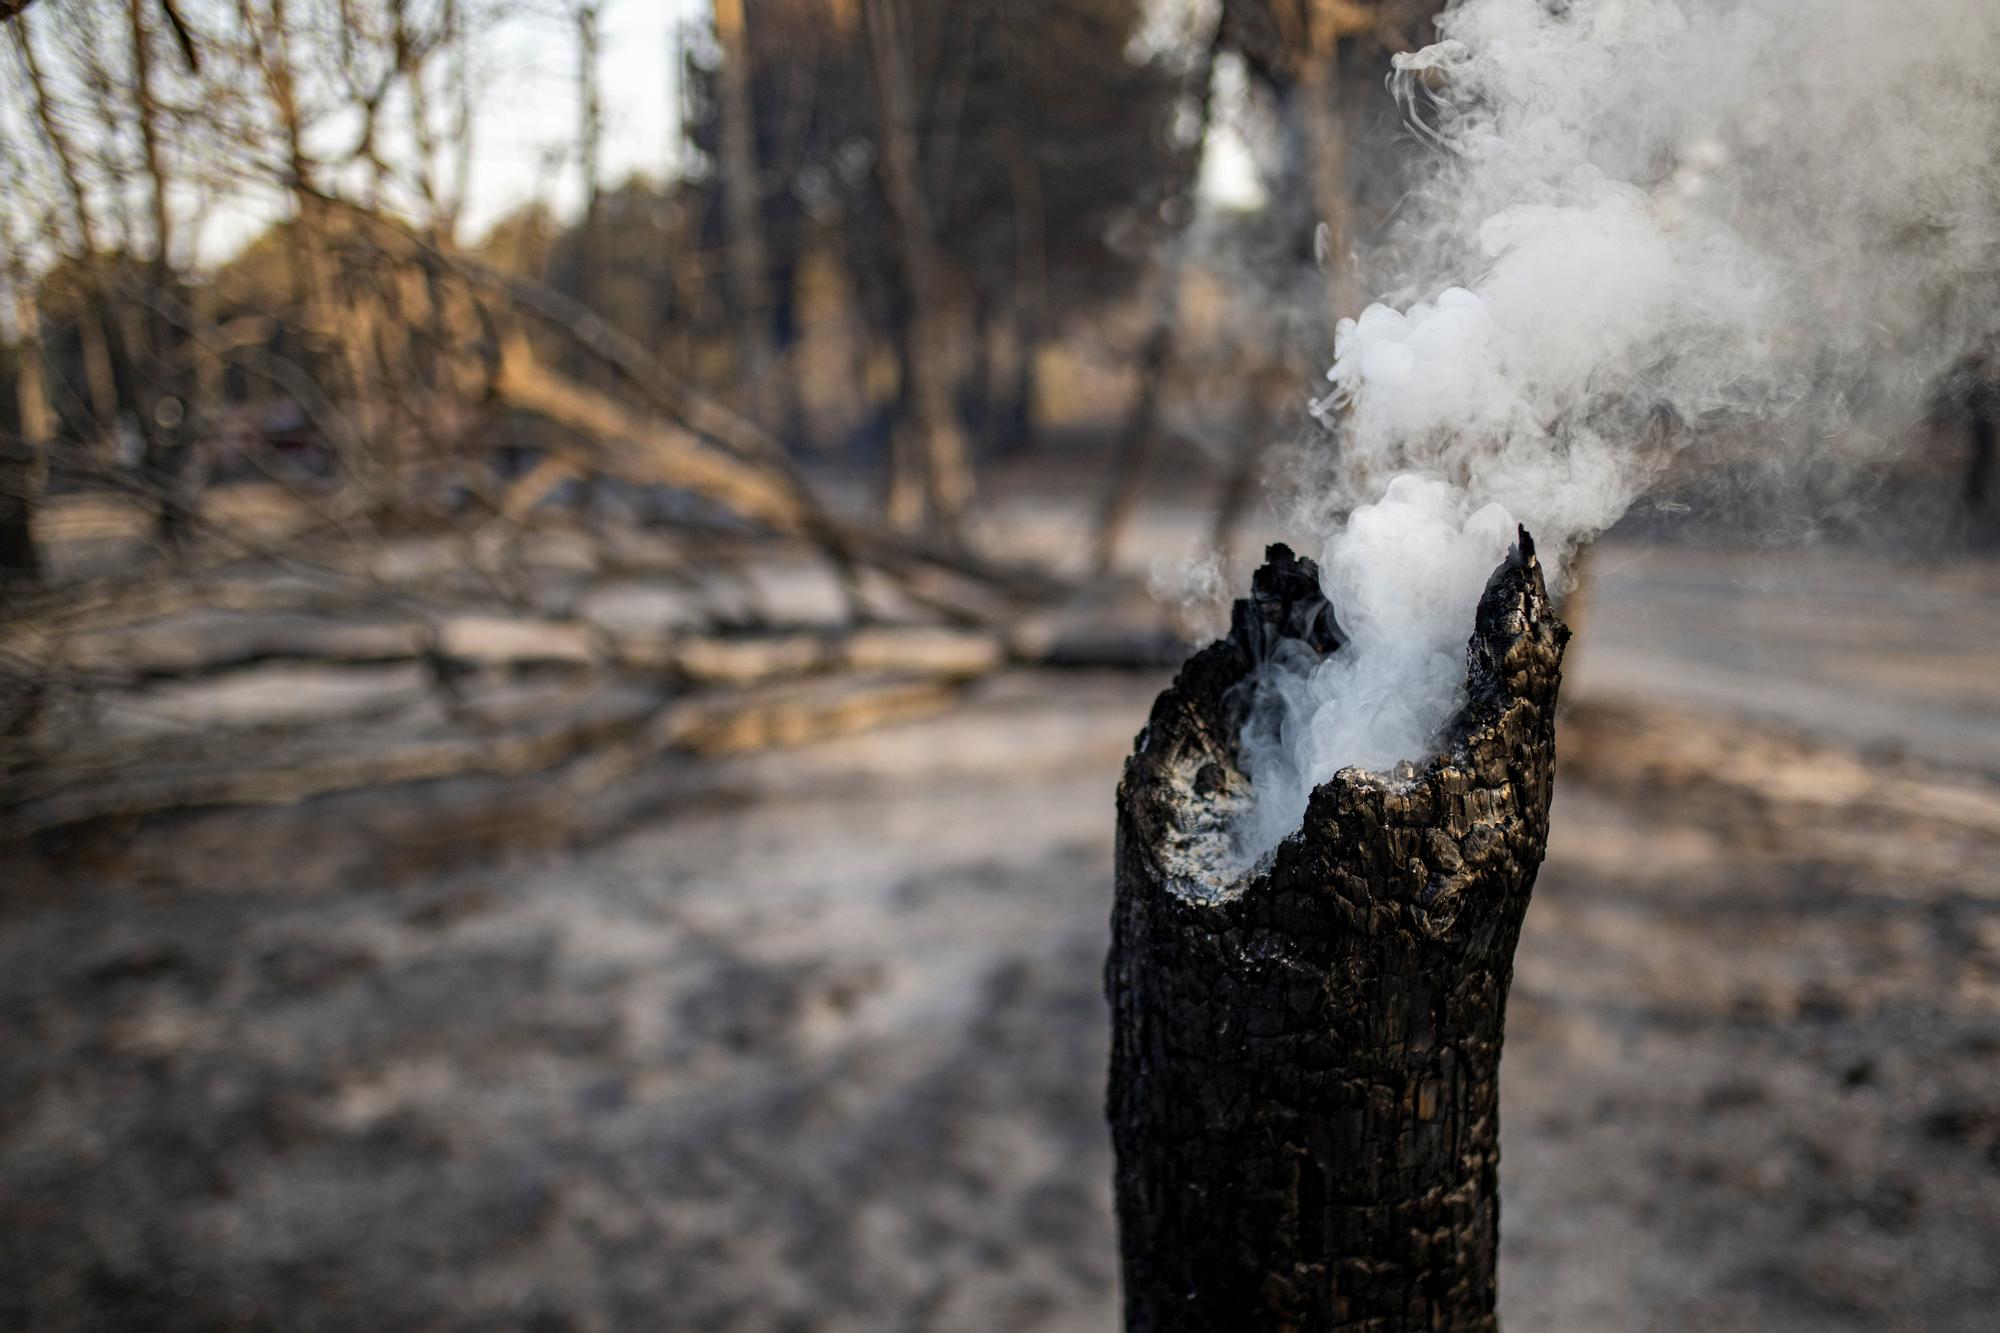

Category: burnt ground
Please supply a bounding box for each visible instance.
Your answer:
[2,540,1998,1331]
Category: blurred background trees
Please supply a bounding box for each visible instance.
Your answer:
[11,0,1989,787]
[0,0,1467,830]
[0,0,1457,587]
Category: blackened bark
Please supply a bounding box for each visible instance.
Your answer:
[1107,538,1568,1332]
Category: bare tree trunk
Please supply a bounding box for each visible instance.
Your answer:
[863,0,973,536]
[574,1,604,311]
[1244,0,1374,321]
[75,297,123,453]
[3,286,50,585]
[11,14,123,443]
[881,289,926,531]
[1295,2,1356,322]
[711,0,779,405]
[130,0,172,319]
[242,0,388,481]
[997,139,1046,455]
[1090,13,1223,572]
[127,0,196,552]
[1108,538,1568,1331]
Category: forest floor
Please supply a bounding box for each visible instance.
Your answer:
[3,521,1998,1331]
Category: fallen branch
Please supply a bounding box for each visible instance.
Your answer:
[492,337,814,536]
[0,671,969,841]
[11,580,1186,708]
[487,334,1064,618]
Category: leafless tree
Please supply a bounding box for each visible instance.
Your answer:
[862,0,973,537]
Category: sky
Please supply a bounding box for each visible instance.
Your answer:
[141,0,704,265]
[400,0,1264,250]
[5,0,1263,271]
[455,0,1262,242]
[459,0,707,242]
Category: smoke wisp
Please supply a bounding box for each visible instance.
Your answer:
[1235,0,2000,863]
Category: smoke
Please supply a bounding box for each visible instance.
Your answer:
[1234,0,2000,862]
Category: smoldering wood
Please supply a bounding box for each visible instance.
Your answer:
[1107,538,1568,1331]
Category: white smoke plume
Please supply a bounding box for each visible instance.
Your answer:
[1235,0,2000,862]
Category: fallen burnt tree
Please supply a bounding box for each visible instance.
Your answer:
[1107,537,1568,1331]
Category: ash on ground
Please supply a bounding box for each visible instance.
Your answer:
[4,540,2000,1332]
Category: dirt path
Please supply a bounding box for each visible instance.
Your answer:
[1573,543,2000,775]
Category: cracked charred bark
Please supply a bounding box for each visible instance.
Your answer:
[1107,538,1568,1332]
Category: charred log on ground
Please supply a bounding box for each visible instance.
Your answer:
[1107,537,1568,1331]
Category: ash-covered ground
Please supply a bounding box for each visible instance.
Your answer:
[3,540,1998,1331]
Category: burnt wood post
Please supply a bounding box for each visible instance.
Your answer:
[1107,537,1568,1332]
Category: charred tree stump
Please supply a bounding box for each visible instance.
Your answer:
[1107,538,1568,1331]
